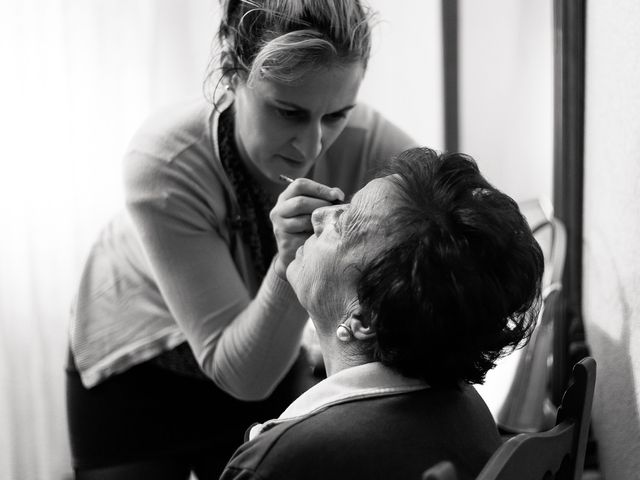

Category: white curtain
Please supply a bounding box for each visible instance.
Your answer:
[459,0,553,202]
[0,2,217,478]
[0,1,442,478]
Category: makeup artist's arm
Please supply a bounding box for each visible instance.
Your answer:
[124,150,328,400]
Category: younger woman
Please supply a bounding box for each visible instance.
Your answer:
[66,1,416,478]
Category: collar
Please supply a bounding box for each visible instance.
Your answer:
[248,362,429,440]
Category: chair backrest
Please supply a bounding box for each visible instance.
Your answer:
[478,356,596,480]
[496,288,561,433]
[475,201,568,434]
[421,357,596,480]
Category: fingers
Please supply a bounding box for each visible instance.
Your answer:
[276,232,308,266]
[270,178,345,276]
[272,197,330,221]
[278,232,308,252]
[272,214,312,236]
[278,178,344,205]
[273,178,344,222]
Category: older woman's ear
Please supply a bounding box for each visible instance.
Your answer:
[347,312,376,342]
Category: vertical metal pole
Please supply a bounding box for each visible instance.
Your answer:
[442,0,459,152]
[553,0,586,404]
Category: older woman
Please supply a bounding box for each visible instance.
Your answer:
[220,147,544,480]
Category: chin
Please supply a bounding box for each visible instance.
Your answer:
[279,159,315,178]
[287,262,309,303]
[285,260,299,288]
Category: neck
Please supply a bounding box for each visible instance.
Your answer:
[315,326,371,377]
[324,355,371,377]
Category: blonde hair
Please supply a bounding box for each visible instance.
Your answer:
[206,0,374,99]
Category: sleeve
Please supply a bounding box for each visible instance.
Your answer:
[351,102,420,171]
[320,104,420,194]
[124,145,308,401]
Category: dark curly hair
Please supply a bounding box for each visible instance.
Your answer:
[357,148,544,388]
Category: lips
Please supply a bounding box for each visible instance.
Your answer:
[279,154,306,166]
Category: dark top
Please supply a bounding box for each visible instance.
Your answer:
[220,386,502,480]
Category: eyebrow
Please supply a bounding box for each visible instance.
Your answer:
[273,99,356,116]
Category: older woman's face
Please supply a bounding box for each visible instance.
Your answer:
[286,177,399,323]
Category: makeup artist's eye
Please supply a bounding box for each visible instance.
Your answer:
[324,111,347,123]
[275,108,305,120]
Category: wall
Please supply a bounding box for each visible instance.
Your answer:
[459,0,554,203]
[582,1,640,478]
[359,0,443,148]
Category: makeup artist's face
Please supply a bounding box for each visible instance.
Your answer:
[286,177,398,324]
[232,62,364,187]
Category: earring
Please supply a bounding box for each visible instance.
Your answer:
[336,323,354,342]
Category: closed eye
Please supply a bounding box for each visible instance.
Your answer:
[333,206,350,235]
[334,215,342,235]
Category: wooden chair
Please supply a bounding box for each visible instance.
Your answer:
[422,356,596,480]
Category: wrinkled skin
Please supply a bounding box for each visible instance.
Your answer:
[286,177,399,330]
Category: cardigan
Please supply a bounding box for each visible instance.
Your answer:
[220,362,502,480]
[69,94,417,395]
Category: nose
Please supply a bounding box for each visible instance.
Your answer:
[293,121,323,160]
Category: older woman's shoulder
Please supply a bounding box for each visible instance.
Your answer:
[220,387,499,480]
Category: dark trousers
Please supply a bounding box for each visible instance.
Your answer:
[66,349,320,479]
